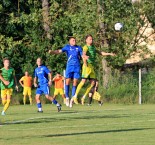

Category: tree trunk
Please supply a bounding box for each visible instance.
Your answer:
[41,0,52,40]
[97,0,111,88]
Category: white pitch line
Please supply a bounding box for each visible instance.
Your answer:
[5,119,155,131]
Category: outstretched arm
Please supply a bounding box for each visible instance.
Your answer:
[96,50,115,56]
[48,49,62,55]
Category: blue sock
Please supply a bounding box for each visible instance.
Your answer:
[72,85,77,97]
[52,99,58,105]
[37,103,42,108]
[65,85,70,98]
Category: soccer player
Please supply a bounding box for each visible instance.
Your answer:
[72,34,115,106]
[0,58,18,115]
[48,37,84,107]
[87,79,103,106]
[19,71,33,105]
[34,58,61,112]
[53,72,66,104]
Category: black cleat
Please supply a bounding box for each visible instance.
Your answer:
[57,104,62,112]
[38,110,43,113]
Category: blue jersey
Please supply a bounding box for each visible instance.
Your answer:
[34,65,50,86]
[62,44,83,66]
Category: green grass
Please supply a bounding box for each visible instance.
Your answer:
[0,104,155,145]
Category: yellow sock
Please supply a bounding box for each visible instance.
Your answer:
[29,97,32,105]
[3,99,11,112]
[2,100,7,106]
[75,81,85,97]
[23,96,26,105]
[83,84,94,97]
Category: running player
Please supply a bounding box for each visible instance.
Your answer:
[53,72,66,104]
[0,58,18,115]
[19,71,33,105]
[48,37,84,106]
[34,58,61,112]
[72,34,115,106]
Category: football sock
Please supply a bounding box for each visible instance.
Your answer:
[72,86,77,97]
[75,81,85,97]
[2,100,7,105]
[65,85,70,98]
[29,97,32,105]
[83,84,94,97]
[3,99,11,112]
[88,97,92,104]
[23,96,26,105]
[37,102,42,111]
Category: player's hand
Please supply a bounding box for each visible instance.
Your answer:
[34,83,38,88]
[15,86,19,92]
[3,80,10,86]
[110,53,116,56]
[48,50,54,54]
[48,81,52,86]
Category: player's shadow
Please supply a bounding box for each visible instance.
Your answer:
[44,128,153,138]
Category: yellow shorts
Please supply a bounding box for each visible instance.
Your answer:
[54,88,64,95]
[1,89,13,98]
[82,63,96,79]
[23,87,32,96]
[93,91,101,101]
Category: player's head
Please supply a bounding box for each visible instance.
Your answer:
[85,34,93,45]
[36,58,42,66]
[69,37,76,46]
[56,72,61,77]
[25,71,29,76]
[3,58,10,68]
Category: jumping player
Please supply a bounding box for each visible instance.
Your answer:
[19,71,33,105]
[34,58,61,112]
[72,34,115,106]
[53,72,66,104]
[48,37,84,107]
[0,58,18,115]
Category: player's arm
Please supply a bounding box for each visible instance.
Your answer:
[48,49,62,55]
[48,72,52,86]
[96,50,115,56]
[19,78,24,87]
[82,51,88,66]
[34,77,38,87]
[0,70,10,85]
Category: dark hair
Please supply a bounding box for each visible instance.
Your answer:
[85,34,93,40]
[68,36,76,41]
[56,72,61,74]
[3,57,9,62]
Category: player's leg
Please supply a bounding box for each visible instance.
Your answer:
[35,87,43,112]
[23,87,27,105]
[44,85,61,112]
[1,89,12,115]
[82,79,95,101]
[88,92,93,106]
[59,89,66,104]
[1,89,7,115]
[28,87,32,105]
[65,78,71,106]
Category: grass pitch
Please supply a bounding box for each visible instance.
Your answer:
[0,103,155,145]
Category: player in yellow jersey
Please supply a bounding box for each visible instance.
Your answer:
[19,71,33,105]
[0,58,18,115]
[70,34,115,107]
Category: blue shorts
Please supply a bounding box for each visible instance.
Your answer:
[65,65,81,79]
[36,84,50,95]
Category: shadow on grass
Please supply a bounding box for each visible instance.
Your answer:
[44,128,154,138]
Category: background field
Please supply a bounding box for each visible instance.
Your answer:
[0,104,155,145]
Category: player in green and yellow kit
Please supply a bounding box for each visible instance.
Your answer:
[0,58,18,115]
[71,34,115,106]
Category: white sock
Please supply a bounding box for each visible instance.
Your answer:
[38,108,42,111]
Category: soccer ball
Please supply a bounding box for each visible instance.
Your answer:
[114,22,123,31]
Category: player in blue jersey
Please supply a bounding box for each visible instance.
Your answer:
[34,58,61,112]
[48,37,85,107]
